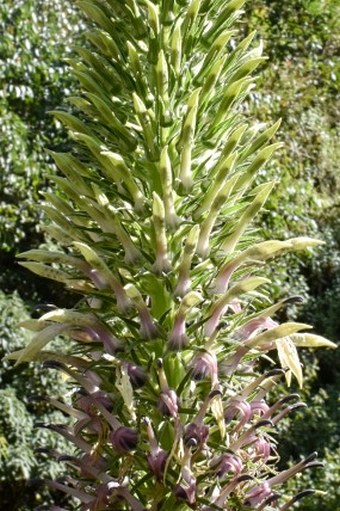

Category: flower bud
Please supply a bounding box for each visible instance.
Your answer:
[170,20,182,75]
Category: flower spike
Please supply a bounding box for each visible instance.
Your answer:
[8,0,335,509]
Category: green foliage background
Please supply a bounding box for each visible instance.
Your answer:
[0,0,339,509]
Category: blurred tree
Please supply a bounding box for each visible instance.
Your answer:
[0,0,84,299]
[244,2,340,509]
[0,1,82,509]
[0,291,75,510]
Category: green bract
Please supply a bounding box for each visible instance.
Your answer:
[8,1,336,510]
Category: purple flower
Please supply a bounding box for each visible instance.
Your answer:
[234,317,278,342]
[110,427,138,453]
[174,449,197,506]
[191,351,218,385]
[184,422,209,447]
[139,308,159,339]
[78,452,107,479]
[244,453,322,507]
[167,314,188,350]
[124,362,148,388]
[157,389,179,417]
[84,267,131,313]
[75,390,113,414]
[211,260,238,294]
[147,449,168,480]
[253,437,272,460]
[250,399,270,417]
[174,479,196,506]
[212,453,243,479]
[144,417,168,480]
[244,481,272,507]
[70,324,122,355]
[173,275,191,298]
[36,423,92,454]
[225,397,252,429]
[213,474,254,508]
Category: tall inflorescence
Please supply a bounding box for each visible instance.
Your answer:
[7,1,336,510]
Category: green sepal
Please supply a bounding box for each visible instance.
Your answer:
[10,324,69,365]
[178,88,201,190]
[197,173,240,257]
[276,336,303,388]
[214,77,253,126]
[170,20,182,76]
[77,1,117,40]
[73,241,125,298]
[86,29,121,60]
[234,144,283,193]
[194,153,239,219]
[205,276,271,337]
[85,93,138,149]
[290,334,337,349]
[48,151,94,194]
[194,30,236,85]
[145,0,160,35]
[49,110,93,137]
[18,262,73,284]
[222,181,275,254]
[152,192,172,274]
[17,249,87,270]
[240,119,282,162]
[163,353,186,390]
[215,276,270,309]
[203,0,247,41]
[156,50,169,99]
[42,205,90,242]
[246,322,312,349]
